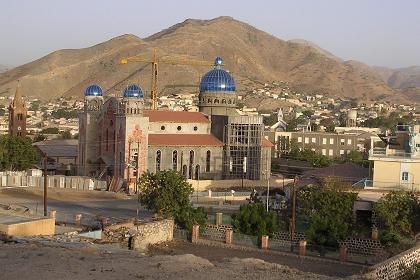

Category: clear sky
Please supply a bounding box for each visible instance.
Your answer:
[1,0,420,68]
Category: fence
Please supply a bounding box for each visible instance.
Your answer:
[182,223,388,265]
[0,171,107,191]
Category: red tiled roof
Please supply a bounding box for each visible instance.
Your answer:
[148,134,223,147]
[144,110,209,123]
[262,137,274,148]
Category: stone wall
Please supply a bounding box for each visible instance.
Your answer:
[132,219,174,251]
[364,244,420,280]
[103,219,174,252]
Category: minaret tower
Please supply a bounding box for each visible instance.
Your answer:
[8,82,27,137]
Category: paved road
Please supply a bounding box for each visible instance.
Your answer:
[0,188,153,225]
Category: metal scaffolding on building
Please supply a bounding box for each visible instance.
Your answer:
[222,116,264,180]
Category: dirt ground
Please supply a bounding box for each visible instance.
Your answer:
[0,238,360,280]
[149,240,365,278]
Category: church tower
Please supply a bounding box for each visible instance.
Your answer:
[8,84,27,137]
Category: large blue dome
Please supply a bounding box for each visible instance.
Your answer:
[199,57,236,94]
[123,84,144,98]
[85,85,103,97]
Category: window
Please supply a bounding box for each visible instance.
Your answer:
[182,165,187,177]
[329,149,333,156]
[401,172,409,181]
[311,137,316,143]
[156,150,161,172]
[172,150,178,170]
[304,137,309,144]
[347,139,352,145]
[161,125,165,131]
[214,99,219,104]
[340,139,345,146]
[195,165,200,179]
[322,149,326,155]
[208,98,212,103]
[322,138,327,145]
[340,150,344,155]
[329,138,334,145]
[177,126,182,131]
[297,137,302,143]
[188,150,194,179]
[193,126,198,131]
[206,150,211,172]
[222,99,226,104]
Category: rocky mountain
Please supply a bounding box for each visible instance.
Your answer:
[0,16,408,105]
[0,64,11,73]
[373,66,420,89]
[288,39,343,62]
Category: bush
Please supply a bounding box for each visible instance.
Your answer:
[232,203,277,237]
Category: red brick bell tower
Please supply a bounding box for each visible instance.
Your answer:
[8,83,27,137]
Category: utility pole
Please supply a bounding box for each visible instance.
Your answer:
[43,155,48,217]
[290,176,297,242]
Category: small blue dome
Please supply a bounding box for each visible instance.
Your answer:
[123,84,144,98]
[199,57,235,94]
[85,85,103,97]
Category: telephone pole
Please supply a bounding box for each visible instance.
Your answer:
[43,155,48,217]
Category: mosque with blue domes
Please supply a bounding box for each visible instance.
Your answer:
[78,57,272,190]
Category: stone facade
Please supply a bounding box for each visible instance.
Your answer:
[8,86,27,137]
[364,244,420,280]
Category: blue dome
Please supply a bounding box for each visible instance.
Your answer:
[199,58,235,93]
[85,85,103,97]
[123,84,144,98]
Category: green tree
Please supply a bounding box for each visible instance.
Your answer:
[374,191,419,245]
[60,130,72,139]
[41,127,59,134]
[232,203,277,237]
[33,134,47,142]
[0,135,40,170]
[263,113,278,126]
[298,186,357,247]
[138,170,206,231]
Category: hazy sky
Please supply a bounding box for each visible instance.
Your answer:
[1,0,420,68]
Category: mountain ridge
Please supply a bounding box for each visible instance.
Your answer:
[0,16,414,106]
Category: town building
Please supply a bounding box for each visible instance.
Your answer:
[8,85,27,137]
[369,124,420,191]
[266,130,372,159]
[78,57,272,190]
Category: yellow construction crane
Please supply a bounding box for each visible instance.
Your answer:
[119,49,214,110]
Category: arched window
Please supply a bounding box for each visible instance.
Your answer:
[195,165,200,180]
[188,150,194,179]
[156,150,161,172]
[222,99,226,104]
[206,150,211,172]
[228,99,232,104]
[214,99,219,104]
[172,150,178,171]
[208,98,212,103]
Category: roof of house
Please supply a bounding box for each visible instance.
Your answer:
[33,139,78,158]
[262,137,274,148]
[303,163,369,182]
[148,134,223,147]
[144,110,209,123]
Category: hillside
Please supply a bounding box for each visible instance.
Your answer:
[0,16,407,105]
[373,65,420,89]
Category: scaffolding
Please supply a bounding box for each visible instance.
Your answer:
[223,115,264,180]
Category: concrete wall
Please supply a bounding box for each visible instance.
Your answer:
[372,160,420,191]
[0,217,55,236]
[0,172,107,191]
